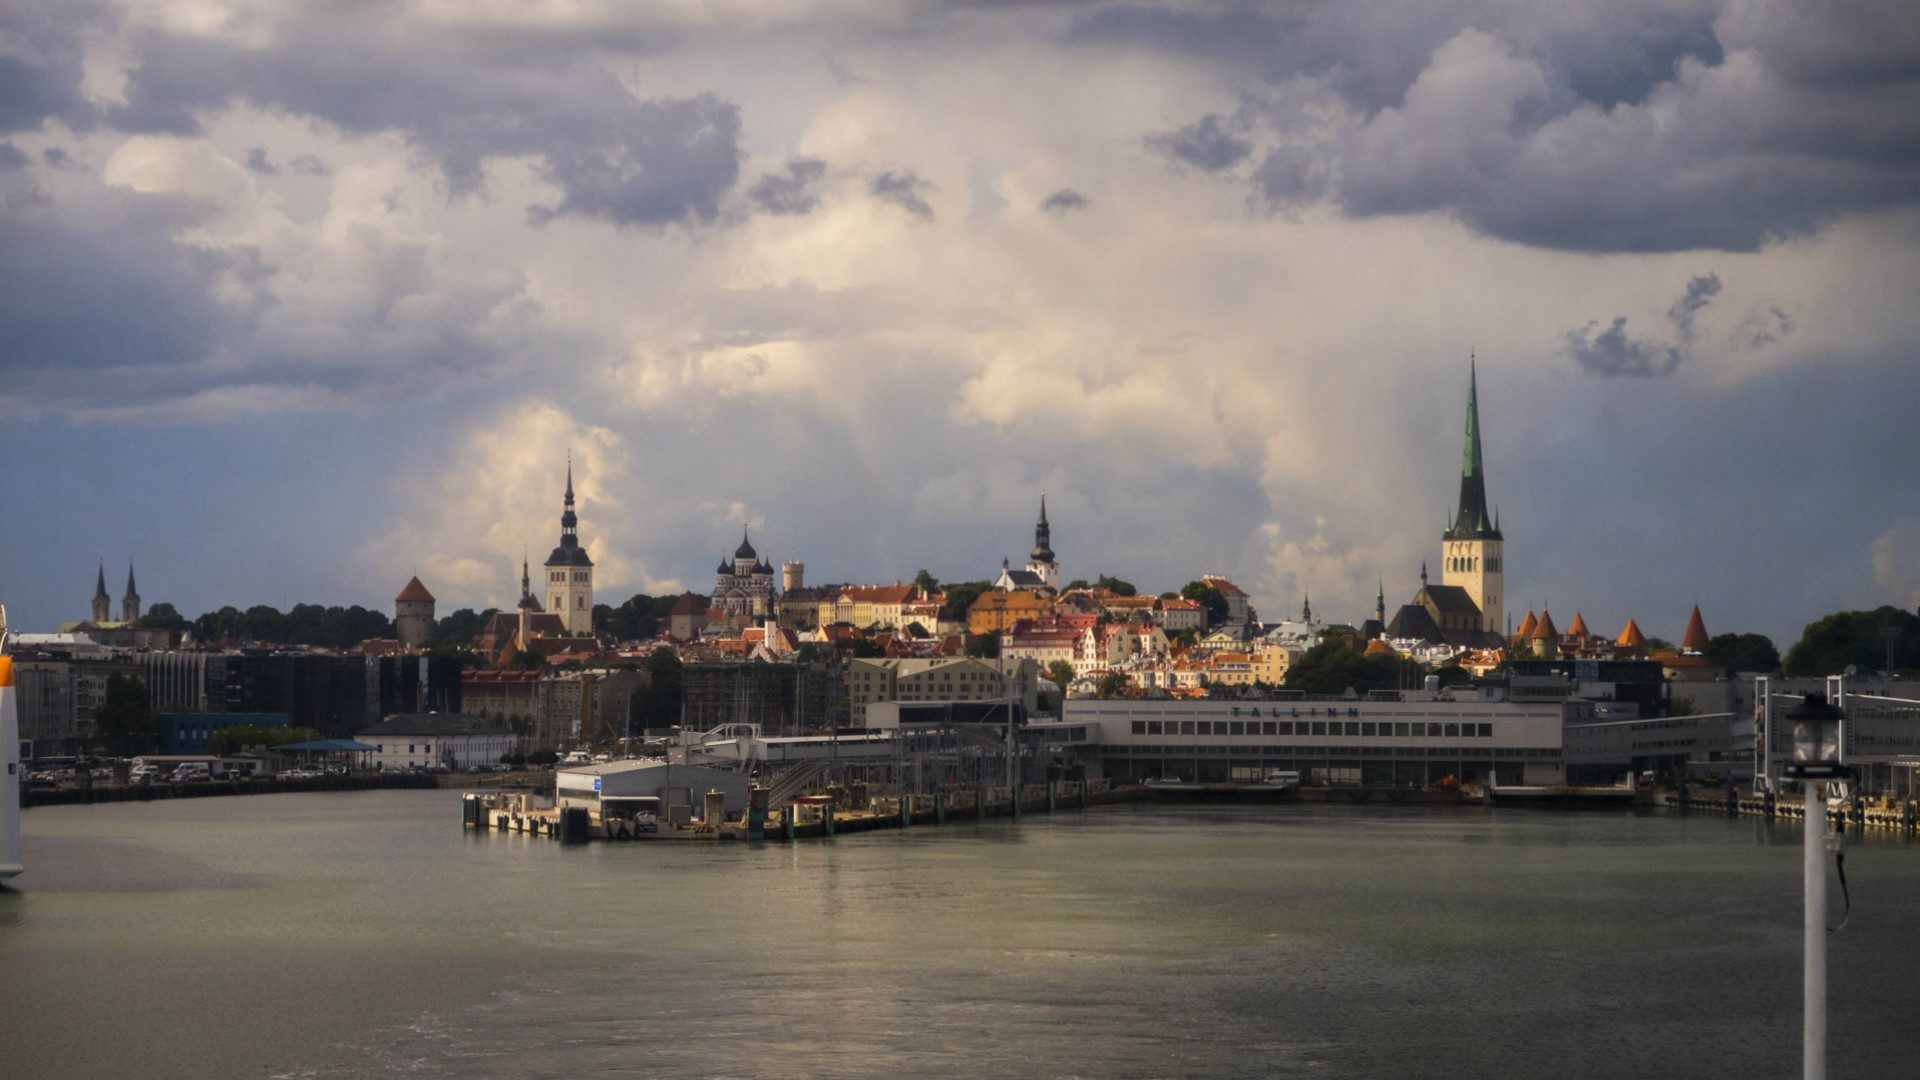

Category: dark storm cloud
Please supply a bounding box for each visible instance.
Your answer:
[1121,1,1920,252]
[109,13,741,228]
[1738,305,1794,349]
[1146,113,1251,172]
[522,95,739,227]
[0,190,246,377]
[1039,188,1088,214]
[0,0,104,133]
[1564,318,1682,378]
[870,169,935,221]
[1667,273,1721,342]
[1565,273,1721,377]
[747,157,827,215]
[244,147,277,175]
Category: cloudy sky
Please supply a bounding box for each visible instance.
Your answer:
[2,0,1917,645]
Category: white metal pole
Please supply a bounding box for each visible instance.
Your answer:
[1804,780,1826,1080]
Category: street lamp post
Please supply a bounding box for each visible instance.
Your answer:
[1782,692,1847,1080]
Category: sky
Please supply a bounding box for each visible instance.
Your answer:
[1,0,1917,647]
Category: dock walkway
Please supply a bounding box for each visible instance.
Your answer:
[462,780,1146,843]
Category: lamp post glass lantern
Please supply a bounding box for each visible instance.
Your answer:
[1785,693,1846,779]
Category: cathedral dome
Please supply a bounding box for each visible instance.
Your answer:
[734,531,757,560]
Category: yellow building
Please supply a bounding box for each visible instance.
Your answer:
[968,590,1053,635]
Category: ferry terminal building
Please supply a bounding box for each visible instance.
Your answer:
[1036,694,1566,787]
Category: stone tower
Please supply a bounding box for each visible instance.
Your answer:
[91,563,111,624]
[1440,358,1504,633]
[121,562,141,624]
[782,561,805,593]
[1026,496,1058,590]
[394,576,436,647]
[543,458,594,634]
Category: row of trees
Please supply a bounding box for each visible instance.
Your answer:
[135,602,396,649]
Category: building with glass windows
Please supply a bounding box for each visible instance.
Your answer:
[1035,694,1565,786]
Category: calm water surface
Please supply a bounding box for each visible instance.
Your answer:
[3,790,1917,1078]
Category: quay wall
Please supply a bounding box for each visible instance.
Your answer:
[22,771,437,808]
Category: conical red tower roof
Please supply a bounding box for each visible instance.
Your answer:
[1567,611,1589,638]
[1681,605,1709,652]
[1532,608,1559,639]
[1617,618,1646,647]
[1515,610,1537,638]
[395,576,435,603]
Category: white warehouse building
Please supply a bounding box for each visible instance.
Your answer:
[356,713,518,771]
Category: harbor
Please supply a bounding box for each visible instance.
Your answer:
[11,788,1920,1080]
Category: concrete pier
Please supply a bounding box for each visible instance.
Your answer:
[461,780,1145,844]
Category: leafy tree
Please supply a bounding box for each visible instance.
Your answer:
[595,593,693,641]
[1046,659,1077,691]
[1095,672,1129,699]
[207,725,324,756]
[1283,640,1426,695]
[850,637,888,659]
[136,602,188,632]
[1705,633,1781,675]
[240,604,289,643]
[1784,607,1920,676]
[940,581,994,622]
[1064,580,1092,592]
[912,569,940,594]
[92,673,155,756]
[1180,581,1230,627]
[435,607,495,644]
[629,647,684,733]
[966,633,1001,658]
[510,649,548,669]
[1094,575,1137,597]
[192,606,244,644]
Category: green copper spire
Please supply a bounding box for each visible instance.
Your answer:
[1462,354,1483,479]
[1446,354,1500,540]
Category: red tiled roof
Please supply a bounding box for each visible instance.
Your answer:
[670,592,704,616]
[395,576,435,603]
[1681,605,1709,651]
[1617,619,1646,647]
[1532,609,1560,639]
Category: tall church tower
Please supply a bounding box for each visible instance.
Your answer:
[543,458,595,634]
[1441,359,1504,633]
[1026,496,1059,590]
[121,563,141,623]
[91,563,111,624]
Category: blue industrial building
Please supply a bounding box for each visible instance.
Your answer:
[157,712,292,755]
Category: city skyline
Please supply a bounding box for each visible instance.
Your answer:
[3,2,1917,645]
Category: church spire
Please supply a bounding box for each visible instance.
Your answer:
[1029,494,1054,565]
[95,562,108,600]
[125,562,137,598]
[1446,354,1499,539]
[1376,579,1386,622]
